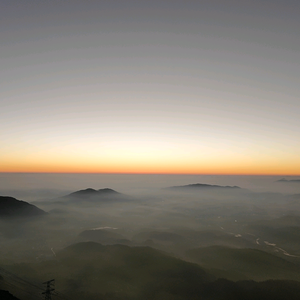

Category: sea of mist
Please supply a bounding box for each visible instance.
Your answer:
[1,172,300,300]
[1,173,300,201]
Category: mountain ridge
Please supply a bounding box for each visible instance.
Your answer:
[168,183,241,189]
[0,196,46,218]
[67,187,120,198]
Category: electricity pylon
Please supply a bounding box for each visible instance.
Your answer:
[42,279,55,300]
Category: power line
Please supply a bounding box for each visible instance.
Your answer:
[0,266,71,300]
[53,291,72,300]
[42,279,55,300]
[0,266,44,292]
[2,279,42,300]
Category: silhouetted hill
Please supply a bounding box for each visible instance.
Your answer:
[42,242,211,299]
[186,245,300,281]
[61,188,131,203]
[277,178,300,182]
[68,188,120,197]
[169,183,241,190]
[0,196,46,218]
[132,229,257,256]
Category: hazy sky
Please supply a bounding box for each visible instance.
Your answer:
[1,1,300,174]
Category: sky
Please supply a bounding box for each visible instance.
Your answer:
[1,0,300,175]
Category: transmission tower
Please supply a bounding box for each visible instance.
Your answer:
[42,279,55,300]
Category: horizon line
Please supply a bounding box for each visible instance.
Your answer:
[1,171,299,176]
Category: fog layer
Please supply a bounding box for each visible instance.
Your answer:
[0,174,300,300]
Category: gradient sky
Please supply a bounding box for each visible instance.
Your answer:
[1,1,300,174]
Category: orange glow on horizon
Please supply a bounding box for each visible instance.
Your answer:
[1,164,300,176]
[2,171,300,176]
[1,147,300,176]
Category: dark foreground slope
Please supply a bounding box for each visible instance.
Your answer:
[0,290,20,300]
[202,279,300,300]
[3,242,300,300]
[186,245,300,281]
[0,196,46,218]
[4,242,211,300]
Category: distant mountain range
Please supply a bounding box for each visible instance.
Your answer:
[277,178,300,183]
[168,183,241,190]
[67,188,120,197]
[61,188,130,203]
[0,196,46,218]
